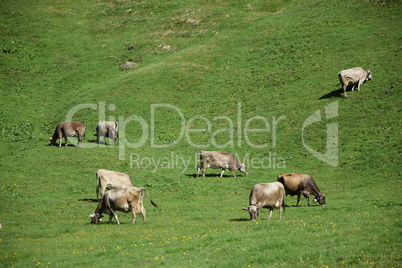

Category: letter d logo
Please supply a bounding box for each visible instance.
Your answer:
[302,101,338,167]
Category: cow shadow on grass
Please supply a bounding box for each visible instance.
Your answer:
[78,198,98,203]
[230,218,250,222]
[185,174,247,178]
[285,204,324,207]
[88,139,117,146]
[319,88,344,99]
[47,143,77,147]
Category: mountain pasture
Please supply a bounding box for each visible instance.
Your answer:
[0,0,401,267]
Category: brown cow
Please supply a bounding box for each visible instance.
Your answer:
[277,173,326,207]
[95,121,118,145]
[243,182,285,221]
[49,121,86,147]
[196,151,248,178]
[90,187,157,224]
[96,169,133,200]
[338,67,372,97]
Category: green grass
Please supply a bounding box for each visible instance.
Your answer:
[0,0,401,267]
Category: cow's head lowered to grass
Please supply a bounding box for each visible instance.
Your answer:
[89,212,102,224]
[243,204,259,221]
[313,192,326,206]
[238,163,248,175]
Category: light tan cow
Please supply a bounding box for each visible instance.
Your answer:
[90,187,157,224]
[196,151,248,178]
[96,169,133,200]
[95,121,118,145]
[49,121,86,147]
[338,67,372,97]
[243,182,285,221]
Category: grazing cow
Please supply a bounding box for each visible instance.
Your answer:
[96,169,133,200]
[277,173,326,207]
[90,187,157,224]
[49,121,86,147]
[196,151,248,178]
[95,121,119,145]
[338,67,372,97]
[243,182,285,221]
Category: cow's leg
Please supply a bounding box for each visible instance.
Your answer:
[141,206,146,222]
[131,210,137,224]
[267,209,273,220]
[220,169,225,177]
[196,165,201,178]
[306,196,310,207]
[296,193,301,207]
[357,79,364,91]
[97,133,100,144]
[110,210,120,224]
[278,206,282,220]
[100,186,106,199]
[343,86,348,98]
[77,136,82,147]
[231,169,237,178]
[202,167,207,178]
[96,186,100,200]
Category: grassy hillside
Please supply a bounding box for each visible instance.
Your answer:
[0,0,401,267]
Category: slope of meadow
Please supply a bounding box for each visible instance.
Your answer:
[0,0,401,267]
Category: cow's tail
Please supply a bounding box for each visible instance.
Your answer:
[197,151,203,169]
[83,122,86,139]
[279,183,286,214]
[138,187,158,207]
[282,195,286,214]
[96,171,101,200]
[115,121,119,140]
[49,125,60,145]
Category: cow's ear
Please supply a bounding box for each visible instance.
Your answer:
[89,213,95,218]
[242,207,249,211]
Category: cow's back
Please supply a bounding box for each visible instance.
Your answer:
[252,182,284,207]
[200,151,235,166]
[277,173,304,195]
[339,67,367,81]
[63,121,86,137]
[61,122,74,134]
[97,169,133,188]
[106,188,135,210]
